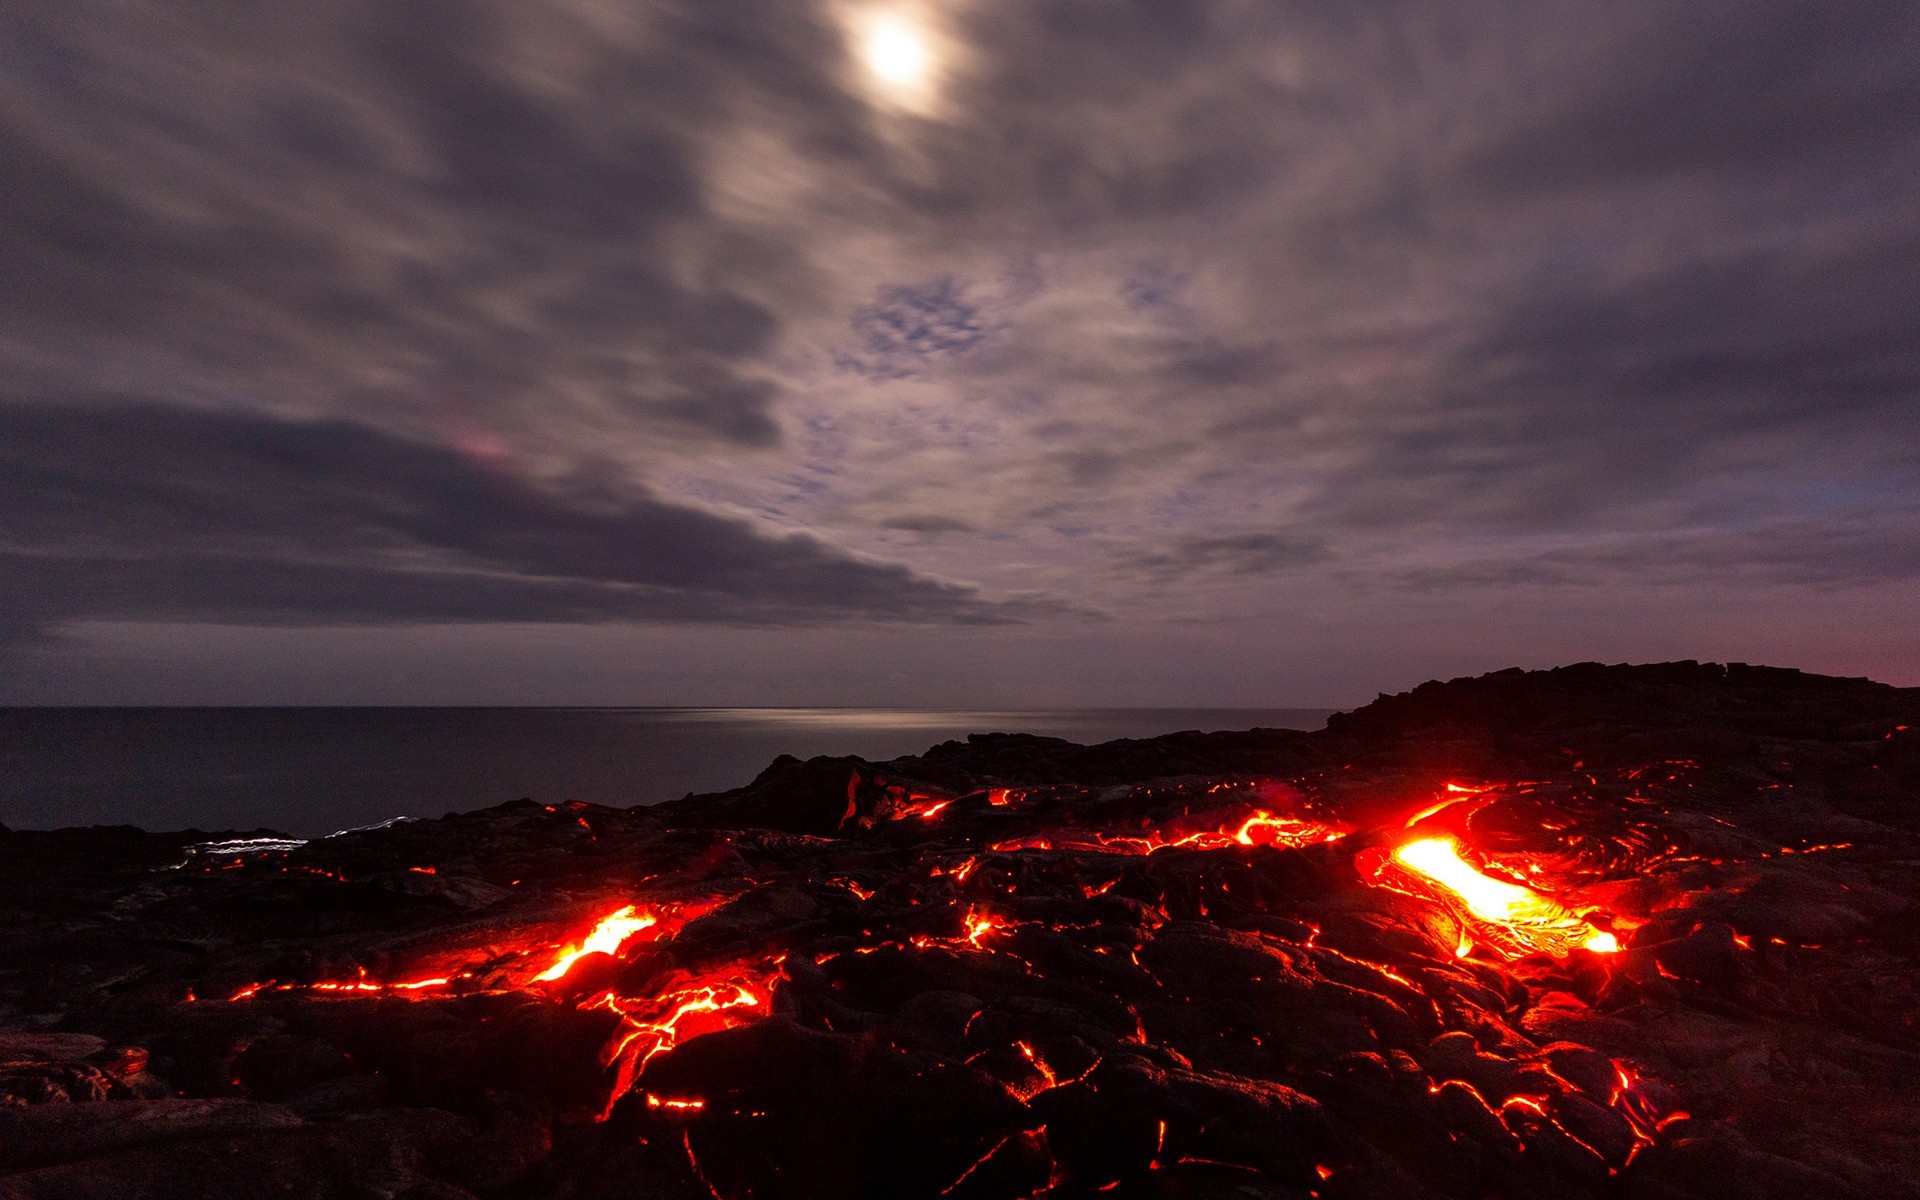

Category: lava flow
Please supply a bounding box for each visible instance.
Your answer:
[595,963,781,1115]
[16,662,1910,1199]
[991,808,1344,855]
[535,904,658,981]
[1364,836,1618,959]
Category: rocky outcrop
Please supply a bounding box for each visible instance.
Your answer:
[0,662,1914,1199]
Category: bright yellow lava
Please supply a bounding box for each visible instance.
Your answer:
[535,905,657,982]
[1394,838,1617,955]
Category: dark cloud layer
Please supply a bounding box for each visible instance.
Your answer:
[1321,235,1920,533]
[1128,534,1333,581]
[0,0,1915,697]
[0,401,1036,641]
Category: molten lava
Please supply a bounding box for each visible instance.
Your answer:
[226,970,454,1002]
[991,809,1343,856]
[596,964,780,1115]
[535,904,658,982]
[215,781,1651,1151]
[1370,837,1618,959]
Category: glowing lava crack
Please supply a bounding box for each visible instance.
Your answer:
[1367,837,1619,959]
[535,904,658,981]
[228,793,1629,1132]
[22,664,1915,1200]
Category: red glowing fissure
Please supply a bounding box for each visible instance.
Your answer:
[221,781,1648,1127]
[990,809,1346,856]
[1365,836,1619,959]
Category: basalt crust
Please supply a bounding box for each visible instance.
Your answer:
[1,661,1916,1199]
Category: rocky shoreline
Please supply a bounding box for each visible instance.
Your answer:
[2,661,1916,1199]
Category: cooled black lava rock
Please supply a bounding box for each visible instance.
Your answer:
[0,661,1915,1200]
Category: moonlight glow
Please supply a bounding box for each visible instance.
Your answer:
[2,0,1914,711]
[851,7,938,109]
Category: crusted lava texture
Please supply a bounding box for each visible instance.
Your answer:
[1,661,1917,1200]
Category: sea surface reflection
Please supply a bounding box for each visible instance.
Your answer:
[0,707,1333,836]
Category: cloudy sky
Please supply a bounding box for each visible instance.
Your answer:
[3,0,1916,705]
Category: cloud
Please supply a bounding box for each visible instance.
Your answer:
[1126,533,1332,580]
[1378,508,1920,594]
[880,514,977,534]
[1461,0,1920,194]
[0,1,821,458]
[844,278,989,378]
[1304,234,1920,536]
[0,400,1053,641]
[1,0,1917,693]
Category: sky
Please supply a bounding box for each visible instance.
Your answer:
[2,0,1917,706]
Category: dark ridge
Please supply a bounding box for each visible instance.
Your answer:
[658,661,1919,834]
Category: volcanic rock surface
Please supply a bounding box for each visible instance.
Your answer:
[2,661,1918,1199]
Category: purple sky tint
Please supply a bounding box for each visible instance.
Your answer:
[2,1,1916,705]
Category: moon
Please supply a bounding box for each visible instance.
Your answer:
[862,12,931,90]
[848,6,943,112]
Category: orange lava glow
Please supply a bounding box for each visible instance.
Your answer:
[308,973,452,994]
[226,970,453,1002]
[535,904,659,982]
[210,777,1674,1136]
[226,901,678,1003]
[992,810,1343,856]
[596,964,780,1115]
[1370,837,1618,959]
[1612,1061,1688,1158]
[962,908,1007,949]
[1404,782,1486,827]
[1226,812,1345,848]
[227,894,768,1118]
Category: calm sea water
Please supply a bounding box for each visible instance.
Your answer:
[0,707,1333,836]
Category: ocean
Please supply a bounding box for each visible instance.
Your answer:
[0,707,1335,836]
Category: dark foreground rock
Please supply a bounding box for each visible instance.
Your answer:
[1,661,1916,1199]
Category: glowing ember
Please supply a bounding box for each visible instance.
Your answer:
[1373,838,1618,959]
[535,904,658,982]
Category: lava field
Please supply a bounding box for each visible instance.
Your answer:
[2,661,1917,1199]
